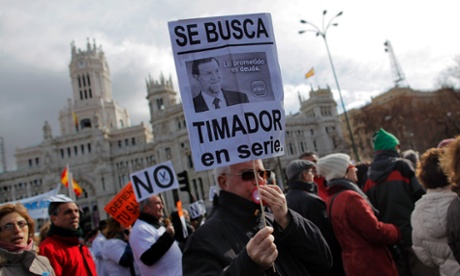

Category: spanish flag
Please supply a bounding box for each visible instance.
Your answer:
[61,167,83,197]
[305,67,315,79]
[72,112,79,130]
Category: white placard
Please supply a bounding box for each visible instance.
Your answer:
[129,161,179,202]
[168,13,285,171]
[189,199,206,219]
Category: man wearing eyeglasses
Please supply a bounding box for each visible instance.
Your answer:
[39,197,97,276]
[299,151,328,201]
[182,159,332,275]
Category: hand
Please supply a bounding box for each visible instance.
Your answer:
[123,229,130,241]
[247,227,278,270]
[165,223,175,237]
[259,185,289,229]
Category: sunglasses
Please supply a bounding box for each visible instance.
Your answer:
[225,169,271,181]
[0,220,28,232]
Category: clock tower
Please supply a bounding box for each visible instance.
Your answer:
[59,39,130,135]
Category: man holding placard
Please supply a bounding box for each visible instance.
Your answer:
[168,11,328,274]
[129,194,182,275]
[182,159,332,275]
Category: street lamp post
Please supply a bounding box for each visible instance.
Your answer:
[299,10,360,161]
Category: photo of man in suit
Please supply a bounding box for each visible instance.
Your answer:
[192,57,249,113]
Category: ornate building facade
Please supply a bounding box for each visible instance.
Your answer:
[0,40,345,231]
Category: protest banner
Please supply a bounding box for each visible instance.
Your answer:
[104,182,140,227]
[129,160,179,202]
[3,188,58,220]
[168,13,285,171]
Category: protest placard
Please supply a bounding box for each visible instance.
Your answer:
[129,160,179,202]
[189,199,206,219]
[168,13,285,171]
[104,182,140,227]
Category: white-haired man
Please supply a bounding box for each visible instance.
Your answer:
[130,194,182,275]
[182,159,332,275]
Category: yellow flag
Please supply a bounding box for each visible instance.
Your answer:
[72,112,78,128]
[305,67,315,79]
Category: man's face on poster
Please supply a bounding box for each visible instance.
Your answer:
[195,59,223,95]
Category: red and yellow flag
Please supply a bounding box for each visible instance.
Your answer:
[72,112,79,128]
[305,67,315,79]
[61,168,83,197]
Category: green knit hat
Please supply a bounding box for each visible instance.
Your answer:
[372,128,399,151]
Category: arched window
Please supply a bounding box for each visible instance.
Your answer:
[81,118,92,129]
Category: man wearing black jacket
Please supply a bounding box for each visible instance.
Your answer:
[182,159,332,275]
[285,159,345,276]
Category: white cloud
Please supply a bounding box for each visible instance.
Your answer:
[0,0,459,171]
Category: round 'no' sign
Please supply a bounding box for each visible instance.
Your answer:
[153,165,174,188]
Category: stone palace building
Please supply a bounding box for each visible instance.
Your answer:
[0,40,345,231]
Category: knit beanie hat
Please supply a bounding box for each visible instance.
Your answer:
[372,128,399,151]
[316,153,350,182]
[437,138,454,148]
[286,160,316,180]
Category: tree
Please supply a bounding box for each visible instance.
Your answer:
[437,55,460,90]
[352,88,460,159]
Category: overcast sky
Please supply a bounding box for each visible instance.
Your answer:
[1,0,458,171]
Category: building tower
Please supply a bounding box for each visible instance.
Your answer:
[59,38,131,135]
[145,72,190,166]
[384,40,409,88]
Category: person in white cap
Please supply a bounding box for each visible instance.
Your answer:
[317,153,401,276]
[39,195,97,276]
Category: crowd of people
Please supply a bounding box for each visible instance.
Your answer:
[1,129,460,276]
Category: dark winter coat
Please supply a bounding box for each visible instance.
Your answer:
[447,195,460,265]
[364,150,425,246]
[182,191,332,275]
[327,178,400,276]
[285,180,345,275]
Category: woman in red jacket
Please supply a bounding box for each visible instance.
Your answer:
[318,153,401,276]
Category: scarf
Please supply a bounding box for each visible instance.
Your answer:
[329,178,380,215]
[138,212,162,229]
[0,237,33,253]
[47,223,84,239]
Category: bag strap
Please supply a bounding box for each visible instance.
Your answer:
[327,190,346,221]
